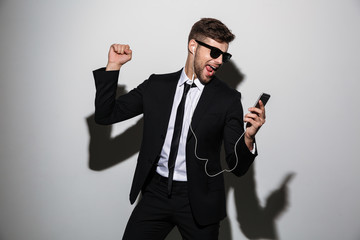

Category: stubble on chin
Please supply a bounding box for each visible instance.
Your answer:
[194,63,213,84]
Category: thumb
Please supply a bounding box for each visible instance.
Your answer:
[124,48,132,55]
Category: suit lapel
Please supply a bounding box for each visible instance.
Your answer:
[187,77,219,141]
[158,69,182,136]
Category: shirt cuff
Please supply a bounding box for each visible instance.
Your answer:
[250,142,256,155]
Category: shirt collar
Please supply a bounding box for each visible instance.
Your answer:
[178,68,204,91]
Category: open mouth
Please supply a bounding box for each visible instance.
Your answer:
[205,64,218,76]
[209,64,218,71]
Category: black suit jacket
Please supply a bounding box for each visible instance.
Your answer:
[93,68,257,226]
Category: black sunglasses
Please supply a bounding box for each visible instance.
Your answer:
[195,40,232,63]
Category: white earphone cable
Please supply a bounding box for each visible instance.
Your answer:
[189,123,245,177]
[190,42,245,177]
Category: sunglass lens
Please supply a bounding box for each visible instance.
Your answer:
[223,53,232,63]
[210,49,222,59]
[210,49,231,63]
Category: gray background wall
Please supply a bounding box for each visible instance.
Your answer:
[1,0,360,239]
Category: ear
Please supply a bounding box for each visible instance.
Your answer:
[188,39,197,54]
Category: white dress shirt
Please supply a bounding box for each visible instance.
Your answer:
[156,68,256,181]
[156,69,204,181]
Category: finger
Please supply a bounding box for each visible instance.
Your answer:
[249,105,265,119]
[117,44,124,54]
[124,44,131,54]
[119,45,125,54]
[245,112,259,120]
[114,44,120,53]
[245,113,265,126]
[124,48,132,55]
[259,100,266,119]
[248,107,262,115]
[244,118,258,128]
[110,44,117,53]
[120,44,129,54]
[244,114,258,125]
[259,100,264,109]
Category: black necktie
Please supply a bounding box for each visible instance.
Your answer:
[167,83,193,196]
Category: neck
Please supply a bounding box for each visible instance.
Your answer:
[184,55,195,80]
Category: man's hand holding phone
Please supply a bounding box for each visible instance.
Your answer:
[244,93,270,150]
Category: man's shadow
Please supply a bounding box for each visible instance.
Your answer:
[86,85,143,171]
[216,62,295,240]
[86,62,295,239]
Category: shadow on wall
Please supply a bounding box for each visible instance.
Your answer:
[86,85,143,170]
[220,167,295,240]
[217,62,296,240]
[86,61,295,240]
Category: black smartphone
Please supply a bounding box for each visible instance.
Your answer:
[254,93,271,108]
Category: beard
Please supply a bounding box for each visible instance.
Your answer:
[193,56,213,84]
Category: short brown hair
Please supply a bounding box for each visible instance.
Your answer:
[188,18,235,43]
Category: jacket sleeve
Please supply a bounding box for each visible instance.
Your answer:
[223,91,257,176]
[93,67,147,125]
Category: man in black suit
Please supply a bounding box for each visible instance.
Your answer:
[93,18,266,240]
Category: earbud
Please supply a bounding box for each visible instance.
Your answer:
[192,46,195,54]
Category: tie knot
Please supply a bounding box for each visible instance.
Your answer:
[184,82,196,94]
[183,83,191,95]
